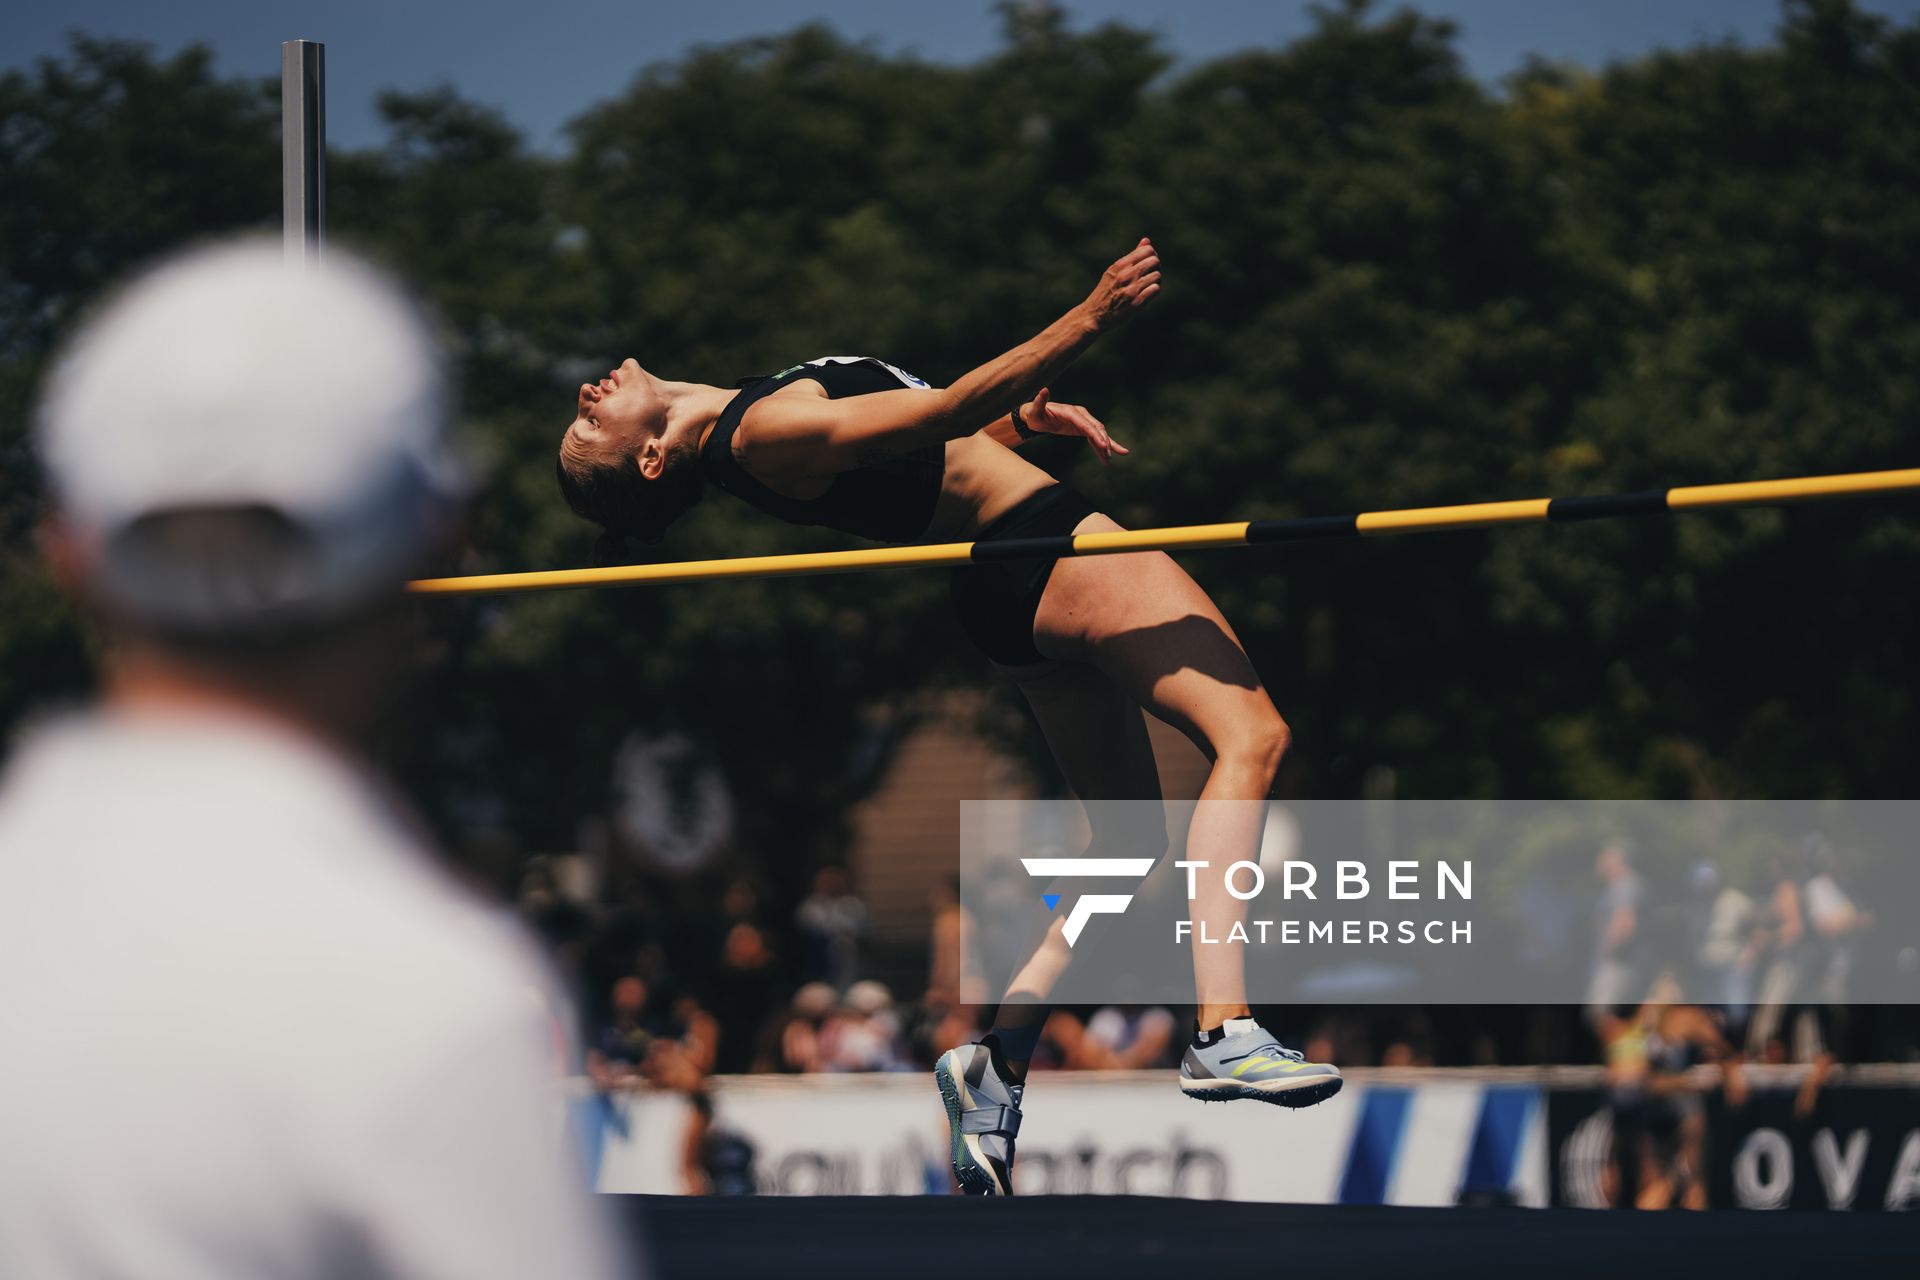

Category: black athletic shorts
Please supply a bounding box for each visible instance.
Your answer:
[949,484,1100,667]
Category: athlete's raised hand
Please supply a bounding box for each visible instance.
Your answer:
[1081,238,1162,331]
[1020,386,1129,465]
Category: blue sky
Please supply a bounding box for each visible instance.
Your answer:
[10,1,1920,151]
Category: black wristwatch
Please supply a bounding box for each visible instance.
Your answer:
[1010,403,1039,440]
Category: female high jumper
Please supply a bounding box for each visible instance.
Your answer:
[556,240,1341,1195]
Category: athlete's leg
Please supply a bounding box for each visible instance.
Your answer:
[1031,514,1290,1027]
[985,658,1163,1076]
[936,658,1166,1194]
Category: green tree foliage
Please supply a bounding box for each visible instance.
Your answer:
[0,39,279,734]
[2,3,1915,880]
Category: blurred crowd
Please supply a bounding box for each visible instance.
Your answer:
[508,859,1191,1087]
[481,826,1919,1201]
[1586,835,1880,1069]
[1581,835,1899,1210]
[500,829,1910,1090]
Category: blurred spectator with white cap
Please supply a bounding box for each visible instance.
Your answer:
[0,241,630,1279]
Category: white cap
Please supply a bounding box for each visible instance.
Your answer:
[37,239,466,634]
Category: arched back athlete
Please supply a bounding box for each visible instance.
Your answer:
[556,240,1342,1196]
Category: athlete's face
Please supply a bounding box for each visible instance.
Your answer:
[561,357,670,476]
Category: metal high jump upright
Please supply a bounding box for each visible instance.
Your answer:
[281,40,325,268]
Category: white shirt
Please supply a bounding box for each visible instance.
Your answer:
[0,708,629,1280]
[1804,872,1857,935]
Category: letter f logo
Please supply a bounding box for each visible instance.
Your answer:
[1021,858,1155,946]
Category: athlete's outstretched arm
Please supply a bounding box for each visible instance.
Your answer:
[742,239,1159,470]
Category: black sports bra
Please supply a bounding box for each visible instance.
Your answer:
[699,356,945,543]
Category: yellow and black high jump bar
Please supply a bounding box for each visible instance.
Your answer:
[409,468,1920,598]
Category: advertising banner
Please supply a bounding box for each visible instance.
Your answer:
[588,1071,1546,1205]
[1549,1083,1920,1211]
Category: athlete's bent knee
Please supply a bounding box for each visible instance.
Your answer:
[1221,712,1290,782]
